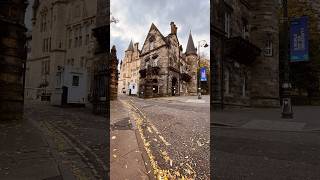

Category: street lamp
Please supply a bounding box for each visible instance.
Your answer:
[281,0,293,118]
[198,40,209,99]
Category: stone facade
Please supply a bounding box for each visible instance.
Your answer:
[25,0,97,102]
[212,0,280,107]
[138,22,199,98]
[118,41,141,95]
[0,0,28,121]
[110,45,118,100]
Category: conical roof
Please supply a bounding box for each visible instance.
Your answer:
[185,31,197,56]
[126,40,134,51]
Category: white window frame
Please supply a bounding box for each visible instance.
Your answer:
[264,39,273,57]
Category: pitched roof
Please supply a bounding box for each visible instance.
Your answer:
[185,31,197,56]
[140,23,167,55]
[126,40,134,51]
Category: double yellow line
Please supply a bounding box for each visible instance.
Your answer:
[120,99,196,180]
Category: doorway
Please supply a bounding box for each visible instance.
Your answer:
[171,77,177,96]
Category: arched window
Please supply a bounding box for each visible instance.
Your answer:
[40,7,48,32]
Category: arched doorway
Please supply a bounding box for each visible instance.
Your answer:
[171,77,177,96]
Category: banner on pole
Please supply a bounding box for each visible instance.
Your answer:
[290,16,309,62]
[200,67,207,82]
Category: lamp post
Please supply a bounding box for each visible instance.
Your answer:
[198,40,209,99]
[281,0,293,118]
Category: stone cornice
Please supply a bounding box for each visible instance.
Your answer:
[27,56,50,62]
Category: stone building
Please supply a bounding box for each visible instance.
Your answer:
[25,0,97,104]
[110,45,118,100]
[138,22,200,98]
[118,40,141,95]
[0,0,28,121]
[212,0,280,107]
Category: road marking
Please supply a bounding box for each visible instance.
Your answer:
[185,99,206,103]
[120,99,197,179]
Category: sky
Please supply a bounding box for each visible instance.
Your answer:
[25,0,34,30]
[111,0,210,64]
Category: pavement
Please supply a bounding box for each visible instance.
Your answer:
[0,115,75,180]
[213,105,320,179]
[110,99,150,180]
[1,100,111,180]
[213,106,320,131]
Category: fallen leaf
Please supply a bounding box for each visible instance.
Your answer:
[197,140,204,147]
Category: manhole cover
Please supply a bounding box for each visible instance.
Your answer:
[111,117,132,130]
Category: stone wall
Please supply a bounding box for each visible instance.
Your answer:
[250,0,280,107]
[0,0,28,121]
[212,0,280,108]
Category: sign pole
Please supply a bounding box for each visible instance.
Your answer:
[281,0,293,119]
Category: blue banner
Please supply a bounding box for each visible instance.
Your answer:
[200,67,207,81]
[290,16,309,62]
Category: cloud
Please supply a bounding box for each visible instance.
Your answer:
[25,0,34,31]
[111,0,210,62]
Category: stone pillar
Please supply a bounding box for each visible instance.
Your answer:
[0,0,28,121]
[186,55,198,95]
[211,0,226,109]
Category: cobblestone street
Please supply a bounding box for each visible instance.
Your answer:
[116,95,210,179]
[24,100,108,180]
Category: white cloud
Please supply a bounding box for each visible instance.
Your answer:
[111,0,210,61]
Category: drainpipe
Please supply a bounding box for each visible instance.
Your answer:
[221,37,225,110]
[167,46,169,96]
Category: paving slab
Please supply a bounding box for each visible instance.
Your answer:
[0,121,64,180]
[110,100,149,179]
[241,120,306,131]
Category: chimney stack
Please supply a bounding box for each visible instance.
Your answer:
[170,22,178,35]
[134,42,139,51]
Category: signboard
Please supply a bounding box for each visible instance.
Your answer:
[200,67,207,81]
[290,16,309,62]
